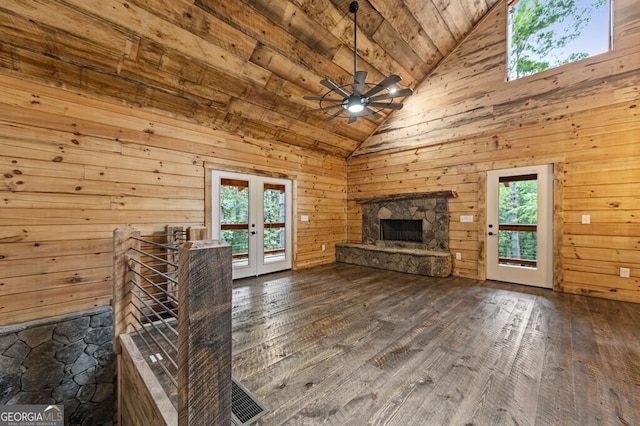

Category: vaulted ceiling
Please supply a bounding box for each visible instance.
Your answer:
[0,0,501,158]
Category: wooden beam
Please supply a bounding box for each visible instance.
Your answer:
[355,190,458,204]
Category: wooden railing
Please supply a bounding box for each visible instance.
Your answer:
[112,226,232,425]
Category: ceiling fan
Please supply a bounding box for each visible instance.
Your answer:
[304,1,413,123]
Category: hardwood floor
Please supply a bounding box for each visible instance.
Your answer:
[231,263,640,425]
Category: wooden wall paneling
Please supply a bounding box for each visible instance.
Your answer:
[0,267,111,298]
[0,296,114,327]
[0,73,347,325]
[346,0,640,303]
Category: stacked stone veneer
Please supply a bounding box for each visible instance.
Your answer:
[0,307,114,426]
[336,193,453,277]
[362,196,450,251]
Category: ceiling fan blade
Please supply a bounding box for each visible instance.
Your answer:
[325,108,346,121]
[353,70,368,96]
[320,78,350,99]
[368,87,414,102]
[362,107,383,120]
[362,75,402,98]
[307,104,343,113]
[304,95,343,102]
[367,102,404,110]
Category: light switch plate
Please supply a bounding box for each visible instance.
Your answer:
[460,215,474,223]
[620,267,630,278]
[301,215,309,222]
[581,214,590,224]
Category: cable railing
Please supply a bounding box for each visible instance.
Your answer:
[113,225,267,425]
[113,225,237,425]
[124,229,186,387]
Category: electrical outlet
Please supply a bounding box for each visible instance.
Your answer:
[321,244,326,251]
[460,215,474,223]
[455,252,462,260]
[581,214,590,224]
[301,215,309,222]
[620,267,630,278]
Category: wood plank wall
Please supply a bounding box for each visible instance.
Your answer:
[347,0,640,303]
[0,76,346,326]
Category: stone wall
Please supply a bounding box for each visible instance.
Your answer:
[0,307,114,425]
[361,196,449,251]
[336,243,452,277]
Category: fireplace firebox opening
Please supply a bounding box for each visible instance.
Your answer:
[380,219,423,242]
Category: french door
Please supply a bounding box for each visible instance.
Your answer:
[211,171,292,280]
[486,165,553,288]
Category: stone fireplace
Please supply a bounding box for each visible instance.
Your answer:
[336,191,457,277]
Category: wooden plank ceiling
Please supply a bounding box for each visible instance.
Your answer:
[0,0,500,159]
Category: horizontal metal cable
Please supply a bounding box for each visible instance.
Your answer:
[138,233,186,242]
[130,247,179,269]
[129,257,178,286]
[129,320,177,389]
[129,311,177,366]
[130,279,179,324]
[130,269,179,305]
[130,292,178,354]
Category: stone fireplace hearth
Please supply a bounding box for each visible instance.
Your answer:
[336,191,457,277]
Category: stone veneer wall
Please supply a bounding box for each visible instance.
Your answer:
[362,197,449,251]
[335,243,452,277]
[0,307,114,425]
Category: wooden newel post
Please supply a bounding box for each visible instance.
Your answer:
[187,225,207,241]
[165,225,184,306]
[113,227,141,354]
[177,240,232,426]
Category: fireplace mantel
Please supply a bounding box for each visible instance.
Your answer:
[355,190,458,205]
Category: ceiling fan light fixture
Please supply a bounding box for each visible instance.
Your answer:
[346,96,364,113]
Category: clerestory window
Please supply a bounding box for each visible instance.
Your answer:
[507,0,612,80]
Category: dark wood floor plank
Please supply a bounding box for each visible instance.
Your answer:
[132,263,640,425]
[283,278,479,424]
[584,296,640,425]
[393,291,535,425]
[232,265,640,425]
[569,295,619,425]
[252,273,462,423]
[534,294,577,425]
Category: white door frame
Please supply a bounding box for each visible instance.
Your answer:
[211,170,292,279]
[486,164,553,288]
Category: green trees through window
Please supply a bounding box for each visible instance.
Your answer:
[507,0,610,80]
[498,178,538,265]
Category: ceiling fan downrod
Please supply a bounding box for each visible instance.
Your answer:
[350,1,359,79]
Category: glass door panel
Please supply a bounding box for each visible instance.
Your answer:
[263,183,286,265]
[219,178,250,268]
[497,174,538,268]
